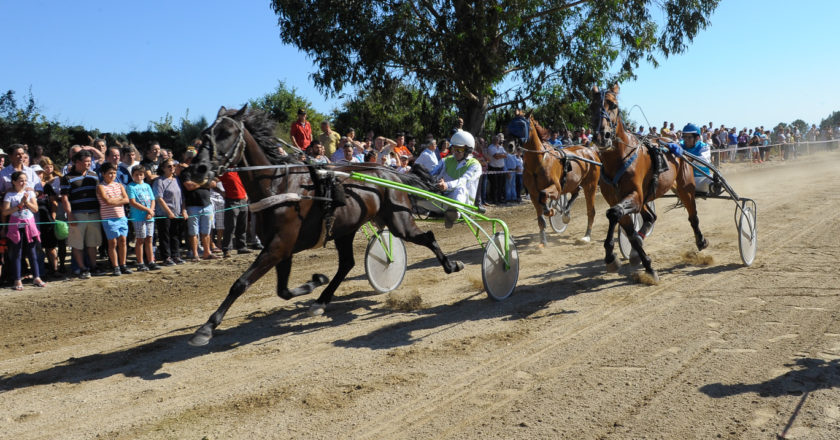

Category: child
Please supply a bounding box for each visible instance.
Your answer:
[2,171,46,290]
[96,162,131,276]
[127,165,159,271]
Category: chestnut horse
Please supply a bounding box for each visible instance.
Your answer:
[184,106,464,346]
[590,84,707,281]
[521,115,601,247]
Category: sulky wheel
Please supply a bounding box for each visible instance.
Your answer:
[482,232,520,301]
[738,204,757,266]
[364,230,407,293]
[548,193,569,233]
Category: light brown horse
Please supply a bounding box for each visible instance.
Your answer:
[521,115,601,247]
[590,84,707,281]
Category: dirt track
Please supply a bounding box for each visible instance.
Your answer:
[1,152,840,439]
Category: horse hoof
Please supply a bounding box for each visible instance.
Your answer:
[648,270,660,283]
[188,326,213,346]
[562,214,571,223]
[697,238,709,251]
[308,302,325,317]
[629,250,641,266]
[575,236,591,245]
[312,273,330,286]
[606,259,621,273]
[453,261,464,273]
[537,242,546,249]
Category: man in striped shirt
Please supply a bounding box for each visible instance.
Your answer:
[60,150,102,279]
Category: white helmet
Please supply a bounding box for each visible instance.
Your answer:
[449,129,475,154]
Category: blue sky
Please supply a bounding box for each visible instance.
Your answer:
[2,1,838,134]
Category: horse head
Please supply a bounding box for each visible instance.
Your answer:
[191,105,249,184]
[590,84,622,152]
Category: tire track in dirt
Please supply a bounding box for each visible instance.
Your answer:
[351,158,837,439]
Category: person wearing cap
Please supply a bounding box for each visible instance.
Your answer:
[425,130,482,228]
[396,154,411,173]
[290,108,312,150]
[667,123,712,193]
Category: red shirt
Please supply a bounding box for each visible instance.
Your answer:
[219,171,247,200]
[290,120,312,149]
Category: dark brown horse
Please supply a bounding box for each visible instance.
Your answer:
[590,84,707,281]
[185,106,464,346]
[521,115,601,247]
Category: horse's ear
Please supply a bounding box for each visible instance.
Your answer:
[610,84,620,94]
[217,106,227,117]
[234,104,247,119]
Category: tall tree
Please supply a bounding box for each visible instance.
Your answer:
[271,0,719,134]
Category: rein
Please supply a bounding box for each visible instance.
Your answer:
[519,143,603,167]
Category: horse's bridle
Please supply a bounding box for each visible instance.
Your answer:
[593,89,619,151]
[204,115,247,174]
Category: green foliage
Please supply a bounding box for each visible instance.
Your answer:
[331,83,458,140]
[820,111,840,130]
[248,80,327,141]
[271,0,720,134]
[790,119,808,135]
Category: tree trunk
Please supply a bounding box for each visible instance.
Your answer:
[461,96,489,139]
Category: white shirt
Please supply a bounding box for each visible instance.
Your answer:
[0,165,43,194]
[414,148,439,171]
[486,143,507,168]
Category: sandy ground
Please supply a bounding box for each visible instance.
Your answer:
[1,152,840,440]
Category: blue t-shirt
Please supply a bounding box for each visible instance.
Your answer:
[127,181,154,222]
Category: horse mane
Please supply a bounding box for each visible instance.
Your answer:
[223,107,302,165]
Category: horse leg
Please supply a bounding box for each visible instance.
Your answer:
[581,182,597,243]
[189,249,282,346]
[275,257,330,300]
[308,234,357,316]
[623,218,659,282]
[531,192,549,247]
[604,195,641,272]
[677,189,708,251]
[676,166,708,251]
[390,211,465,273]
[603,210,620,272]
[639,202,658,238]
[562,188,580,224]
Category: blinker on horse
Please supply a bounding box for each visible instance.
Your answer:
[185,105,464,346]
[590,84,707,282]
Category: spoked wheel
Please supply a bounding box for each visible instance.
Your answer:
[618,201,655,259]
[548,194,569,234]
[738,202,757,266]
[482,232,519,301]
[364,230,407,293]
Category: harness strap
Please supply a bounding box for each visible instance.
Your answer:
[600,152,637,187]
[249,193,301,212]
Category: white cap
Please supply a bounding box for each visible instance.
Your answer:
[31,164,44,172]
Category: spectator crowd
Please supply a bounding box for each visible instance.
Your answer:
[2,112,836,290]
[0,138,264,289]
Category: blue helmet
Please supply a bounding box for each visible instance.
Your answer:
[682,123,701,136]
